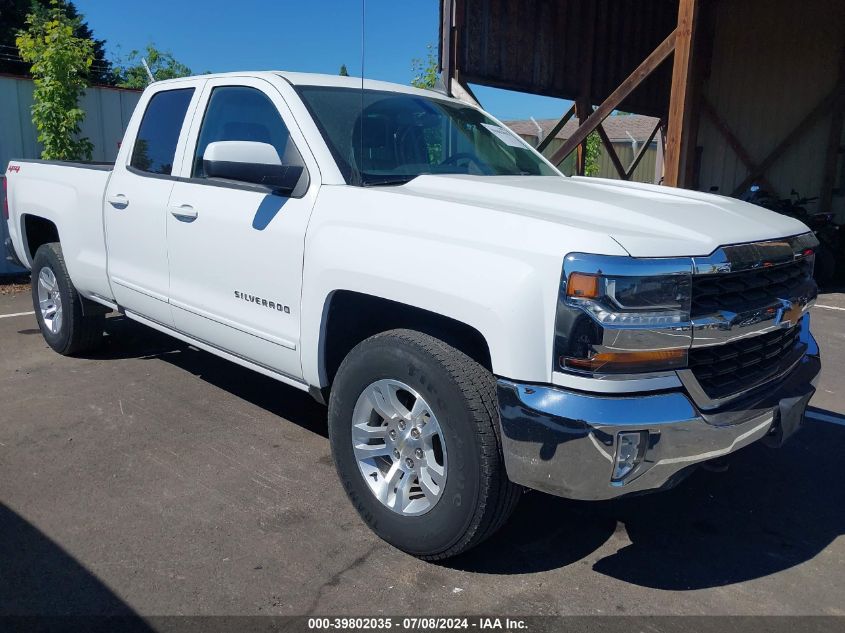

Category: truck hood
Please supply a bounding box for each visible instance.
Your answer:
[397,175,809,257]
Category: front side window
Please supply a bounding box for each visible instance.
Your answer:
[296,86,558,186]
[191,86,306,180]
[130,88,194,175]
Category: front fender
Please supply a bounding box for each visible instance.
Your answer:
[299,185,627,387]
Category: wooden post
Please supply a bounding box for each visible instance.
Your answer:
[664,0,699,188]
[655,123,666,184]
[575,100,589,175]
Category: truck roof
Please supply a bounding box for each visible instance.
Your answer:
[149,71,461,102]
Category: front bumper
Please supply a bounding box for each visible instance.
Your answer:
[497,338,820,501]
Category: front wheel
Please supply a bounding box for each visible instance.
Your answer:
[31,243,104,355]
[328,329,520,560]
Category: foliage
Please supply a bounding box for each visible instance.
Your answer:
[411,44,438,89]
[584,131,601,177]
[114,43,191,88]
[16,0,94,160]
[1,0,113,83]
[409,45,443,164]
[339,63,349,77]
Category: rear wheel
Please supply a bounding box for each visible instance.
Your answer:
[328,329,520,559]
[31,243,104,355]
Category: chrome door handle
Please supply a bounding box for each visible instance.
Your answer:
[108,193,129,209]
[170,204,198,222]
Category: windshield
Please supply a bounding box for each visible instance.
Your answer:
[296,86,558,186]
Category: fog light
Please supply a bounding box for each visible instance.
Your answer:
[613,432,646,482]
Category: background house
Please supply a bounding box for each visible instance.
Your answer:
[506,114,662,183]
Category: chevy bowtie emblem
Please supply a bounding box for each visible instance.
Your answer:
[781,302,803,327]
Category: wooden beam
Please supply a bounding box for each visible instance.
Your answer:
[575,99,589,175]
[664,0,700,188]
[732,86,844,196]
[537,103,576,153]
[595,124,627,179]
[450,77,480,108]
[548,29,677,167]
[441,0,457,94]
[625,119,662,180]
[439,0,453,80]
[699,96,778,194]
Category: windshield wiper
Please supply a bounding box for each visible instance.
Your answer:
[362,175,418,187]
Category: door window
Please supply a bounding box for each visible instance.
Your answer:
[130,88,195,175]
[191,86,306,181]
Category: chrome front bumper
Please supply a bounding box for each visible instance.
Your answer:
[497,339,821,501]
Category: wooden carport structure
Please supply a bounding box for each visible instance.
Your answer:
[439,0,845,218]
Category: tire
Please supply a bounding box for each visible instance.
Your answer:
[328,329,521,560]
[31,242,104,355]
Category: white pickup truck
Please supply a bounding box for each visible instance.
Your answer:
[4,72,821,559]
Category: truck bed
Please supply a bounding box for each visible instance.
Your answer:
[5,158,115,302]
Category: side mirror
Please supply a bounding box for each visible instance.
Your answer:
[202,141,302,194]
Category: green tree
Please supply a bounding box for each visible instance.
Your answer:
[411,43,438,89]
[584,131,601,177]
[16,0,94,160]
[339,63,349,77]
[1,0,113,83]
[115,43,191,88]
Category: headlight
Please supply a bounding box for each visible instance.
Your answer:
[566,272,690,326]
[555,257,692,374]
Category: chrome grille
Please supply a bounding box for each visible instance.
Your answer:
[688,326,802,400]
[690,258,814,318]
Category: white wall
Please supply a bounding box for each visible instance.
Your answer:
[696,0,845,219]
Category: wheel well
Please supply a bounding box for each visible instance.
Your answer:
[322,291,492,386]
[23,215,59,261]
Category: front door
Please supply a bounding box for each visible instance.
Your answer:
[166,78,319,380]
[104,85,201,325]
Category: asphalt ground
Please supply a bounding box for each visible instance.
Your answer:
[1,288,844,618]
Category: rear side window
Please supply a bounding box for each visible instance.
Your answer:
[130,88,194,175]
[191,86,305,179]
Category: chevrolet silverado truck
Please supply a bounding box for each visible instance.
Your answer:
[4,72,821,559]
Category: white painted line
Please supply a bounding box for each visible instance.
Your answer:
[814,304,845,312]
[0,310,35,319]
[806,411,845,427]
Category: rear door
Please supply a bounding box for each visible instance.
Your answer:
[104,84,202,325]
[165,77,320,379]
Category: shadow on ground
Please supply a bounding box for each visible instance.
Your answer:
[78,317,845,590]
[0,503,152,628]
[89,315,327,438]
[452,415,845,590]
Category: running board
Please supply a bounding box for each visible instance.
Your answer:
[124,310,311,394]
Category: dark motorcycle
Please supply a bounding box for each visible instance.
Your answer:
[740,186,841,285]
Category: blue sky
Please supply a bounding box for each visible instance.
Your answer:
[73,0,571,121]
